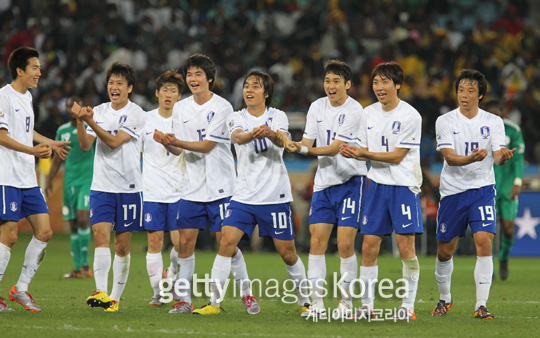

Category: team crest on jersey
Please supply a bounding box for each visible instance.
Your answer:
[0,110,3,117]
[207,111,215,123]
[392,121,401,134]
[228,119,234,128]
[436,132,441,140]
[362,215,368,225]
[118,115,128,127]
[225,209,232,218]
[480,126,490,139]
[439,223,447,233]
[10,202,18,212]
[338,114,345,126]
[144,213,152,223]
[266,117,273,127]
[89,208,94,218]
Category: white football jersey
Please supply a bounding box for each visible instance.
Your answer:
[357,100,423,191]
[303,96,367,192]
[142,109,183,203]
[171,94,235,202]
[436,108,506,198]
[0,85,38,188]
[87,101,146,193]
[227,107,293,204]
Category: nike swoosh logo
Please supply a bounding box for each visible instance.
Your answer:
[275,231,285,234]
[183,120,190,123]
[317,120,323,123]
[482,223,491,227]
[479,282,490,284]
[146,132,153,135]
[402,223,412,228]
[96,122,104,124]
[118,282,126,285]
[124,222,133,227]
[453,131,460,134]
[15,109,20,112]
[368,126,374,129]
[341,216,352,220]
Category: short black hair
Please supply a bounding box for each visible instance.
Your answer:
[323,59,352,84]
[483,99,501,112]
[183,54,216,90]
[455,69,488,103]
[8,47,40,80]
[156,69,185,93]
[371,62,404,87]
[243,70,274,107]
[106,62,137,97]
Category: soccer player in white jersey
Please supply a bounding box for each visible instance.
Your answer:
[431,70,514,319]
[340,62,423,321]
[73,62,146,312]
[142,70,185,306]
[0,47,70,312]
[154,54,255,314]
[279,60,367,318]
[192,71,311,315]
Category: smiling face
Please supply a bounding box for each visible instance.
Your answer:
[156,83,181,110]
[243,75,267,110]
[185,66,211,96]
[18,57,41,89]
[372,74,400,107]
[457,79,482,113]
[324,72,351,107]
[107,74,133,109]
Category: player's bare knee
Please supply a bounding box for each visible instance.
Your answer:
[337,239,354,256]
[35,228,53,242]
[115,242,130,256]
[280,250,297,266]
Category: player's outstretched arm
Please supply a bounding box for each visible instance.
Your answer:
[163,132,217,154]
[0,129,52,158]
[353,146,409,164]
[493,147,516,166]
[154,129,183,156]
[33,130,71,160]
[308,138,345,157]
[339,144,369,161]
[45,154,63,197]
[231,128,256,145]
[441,148,488,166]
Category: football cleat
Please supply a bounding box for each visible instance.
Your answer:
[193,303,221,315]
[104,300,119,312]
[149,295,165,306]
[62,270,82,279]
[0,296,14,312]
[303,302,327,319]
[334,300,353,319]
[394,306,416,321]
[499,260,509,281]
[354,305,375,320]
[474,306,494,319]
[86,290,112,309]
[80,264,93,279]
[242,295,261,315]
[431,299,453,317]
[8,286,41,312]
[169,301,193,314]
[300,302,310,317]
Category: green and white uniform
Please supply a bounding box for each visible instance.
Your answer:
[56,122,95,219]
[494,118,524,221]
[56,122,95,271]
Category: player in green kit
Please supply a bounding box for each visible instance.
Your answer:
[46,96,95,278]
[484,100,524,281]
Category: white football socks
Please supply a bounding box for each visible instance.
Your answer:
[401,256,420,311]
[210,255,232,307]
[307,254,326,307]
[177,254,195,303]
[286,257,310,306]
[231,248,252,298]
[0,243,11,283]
[16,237,47,292]
[146,252,163,297]
[435,257,453,303]
[359,265,378,309]
[110,254,130,302]
[474,256,493,310]
[93,247,111,294]
[340,255,358,304]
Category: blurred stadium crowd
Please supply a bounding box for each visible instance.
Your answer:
[1,0,540,164]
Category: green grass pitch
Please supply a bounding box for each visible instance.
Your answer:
[1,232,539,337]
